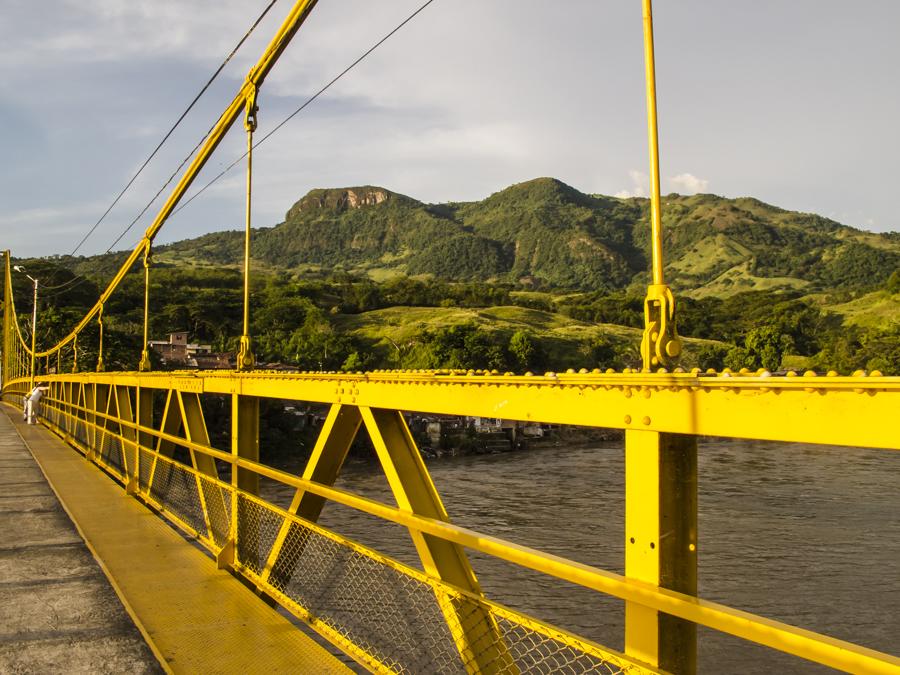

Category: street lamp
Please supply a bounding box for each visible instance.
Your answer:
[13,265,38,393]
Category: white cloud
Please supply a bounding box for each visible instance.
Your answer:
[668,173,709,195]
[615,169,649,199]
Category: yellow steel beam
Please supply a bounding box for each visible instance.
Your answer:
[18,370,898,450]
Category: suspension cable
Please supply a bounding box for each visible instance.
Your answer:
[174,0,438,217]
[68,0,281,258]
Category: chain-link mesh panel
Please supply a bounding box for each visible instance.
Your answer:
[237,495,463,673]
[139,447,153,491]
[446,597,639,675]
[97,425,124,476]
[199,474,231,547]
[45,398,60,427]
[236,495,643,675]
[73,408,88,446]
[60,398,72,436]
[148,454,208,538]
[235,494,283,576]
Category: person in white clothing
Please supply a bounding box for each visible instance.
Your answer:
[24,384,47,425]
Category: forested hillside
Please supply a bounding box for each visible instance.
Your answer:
[131,177,900,295]
[11,178,899,375]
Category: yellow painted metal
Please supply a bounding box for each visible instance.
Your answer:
[21,380,900,674]
[639,0,682,370]
[226,394,259,569]
[114,384,139,492]
[18,369,897,449]
[138,244,152,372]
[96,305,104,372]
[237,85,259,372]
[642,0,664,287]
[625,430,697,673]
[360,406,516,674]
[257,403,360,587]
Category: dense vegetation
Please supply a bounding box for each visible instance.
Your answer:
[8,263,899,376]
[6,179,898,375]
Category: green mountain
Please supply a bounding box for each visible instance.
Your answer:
[139,178,899,295]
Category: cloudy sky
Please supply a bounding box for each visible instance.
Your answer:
[1,0,898,258]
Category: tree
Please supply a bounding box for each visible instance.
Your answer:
[508,330,536,371]
[582,335,617,368]
[744,325,791,371]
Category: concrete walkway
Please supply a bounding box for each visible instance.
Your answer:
[0,404,352,675]
[0,408,163,674]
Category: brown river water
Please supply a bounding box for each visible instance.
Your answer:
[262,439,899,673]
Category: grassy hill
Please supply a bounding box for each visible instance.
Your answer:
[143,178,899,297]
[19,178,898,375]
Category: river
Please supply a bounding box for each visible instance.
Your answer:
[262,438,899,673]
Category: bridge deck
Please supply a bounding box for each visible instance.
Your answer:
[0,404,351,675]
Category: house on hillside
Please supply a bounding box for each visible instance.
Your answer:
[148,331,231,369]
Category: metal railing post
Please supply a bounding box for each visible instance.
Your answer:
[625,429,698,673]
[223,394,259,569]
[639,0,682,370]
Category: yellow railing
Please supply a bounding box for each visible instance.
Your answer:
[3,368,898,674]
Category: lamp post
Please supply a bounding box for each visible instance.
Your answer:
[13,265,38,393]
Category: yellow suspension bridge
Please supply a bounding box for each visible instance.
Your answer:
[1,1,898,673]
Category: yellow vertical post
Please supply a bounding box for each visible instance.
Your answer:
[139,243,152,372]
[624,429,698,673]
[72,334,78,373]
[115,385,138,493]
[96,306,105,372]
[2,252,9,392]
[639,0,682,370]
[224,393,259,569]
[236,86,259,371]
[136,384,153,490]
[89,384,108,462]
[28,275,37,393]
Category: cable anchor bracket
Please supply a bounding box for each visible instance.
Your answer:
[640,283,682,370]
